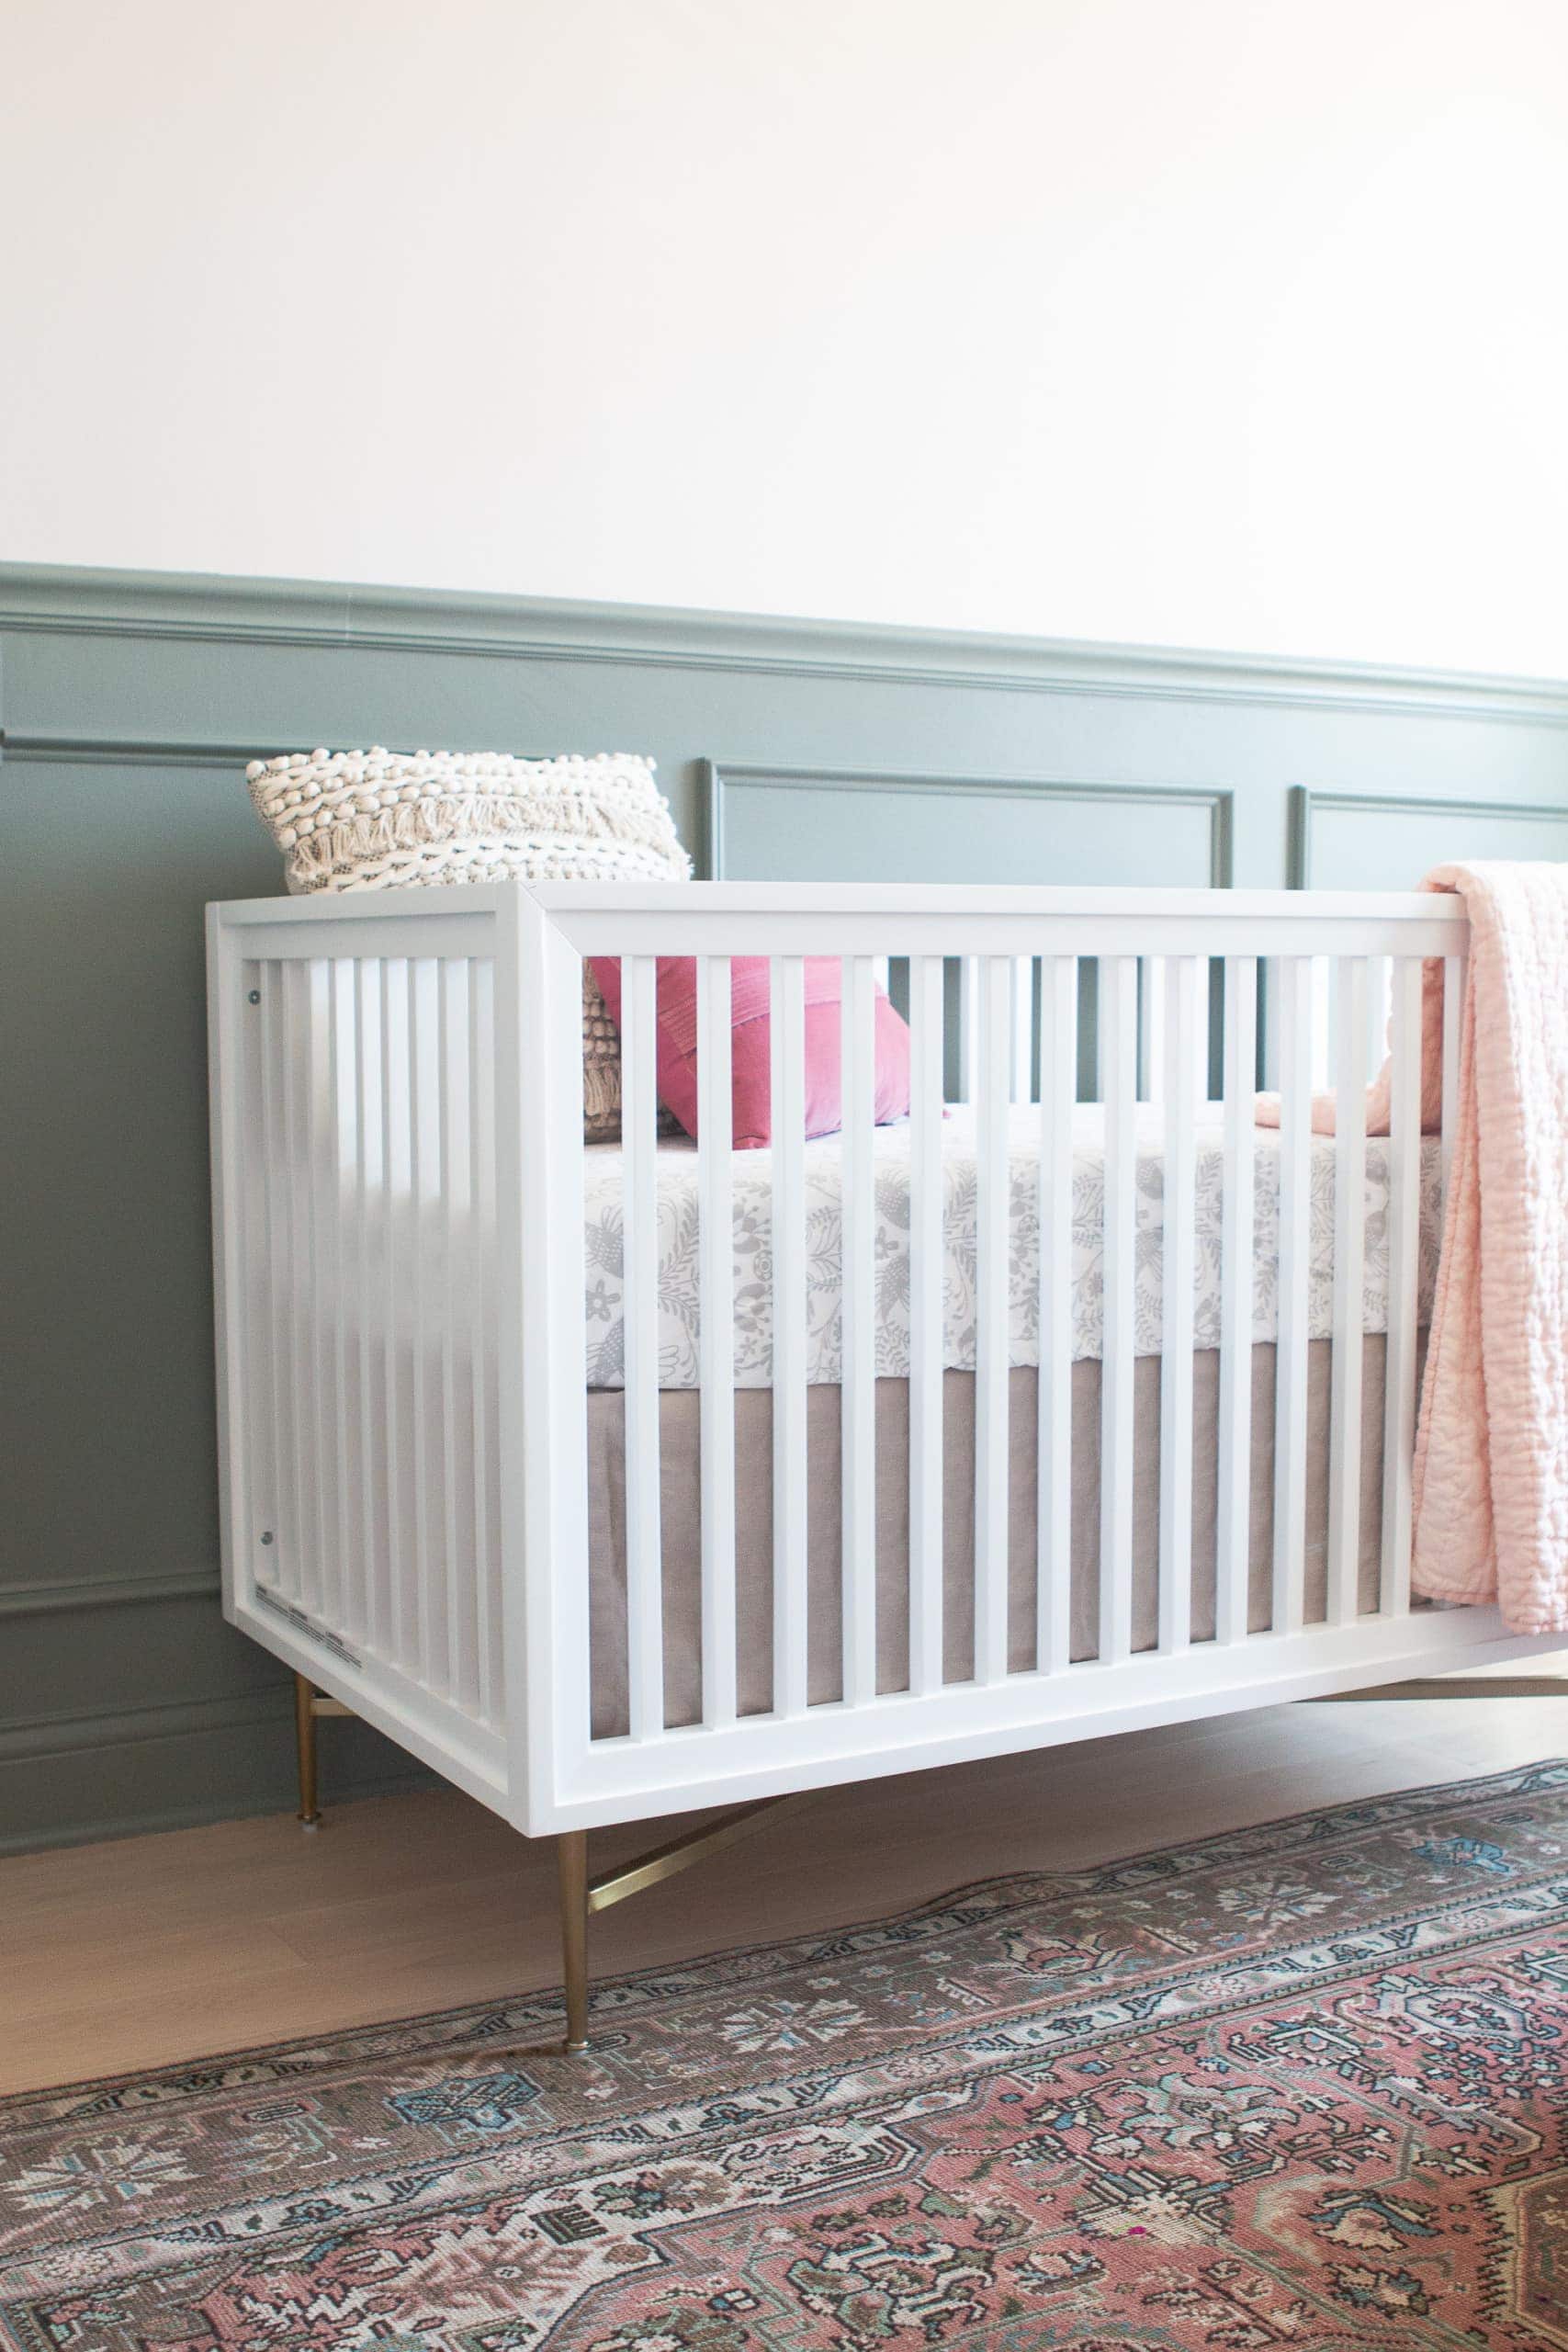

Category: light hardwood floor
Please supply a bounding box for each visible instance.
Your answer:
[3,1693,1565,2097]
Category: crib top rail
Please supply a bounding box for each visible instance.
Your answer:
[210,879,1469,960]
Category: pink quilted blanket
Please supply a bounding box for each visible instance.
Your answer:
[1259,862,1568,1634]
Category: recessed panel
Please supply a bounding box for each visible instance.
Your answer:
[1307,793,1568,891]
[715,769,1223,888]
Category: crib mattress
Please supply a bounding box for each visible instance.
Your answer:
[582,1106,1441,1390]
[584,1340,1395,1736]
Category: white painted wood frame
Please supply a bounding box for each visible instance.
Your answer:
[208,881,1559,1840]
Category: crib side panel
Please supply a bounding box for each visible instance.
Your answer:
[526,887,1559,1835]
[208,900,511,1810]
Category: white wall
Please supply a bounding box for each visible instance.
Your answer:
[6,0,1566,674]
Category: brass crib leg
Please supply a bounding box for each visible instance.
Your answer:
[558,1831,590,2052]
[294,1671,321,1829]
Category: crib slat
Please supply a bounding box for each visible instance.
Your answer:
[1366,956,1392,1076]
[1382,956,1423,1616]
[286,961,314,1614]
[353,961,384,1656]
[1100,955,1137,1665]
[1157,955,1200,1654]
[303,964,338,1627]
[297,955,324,1618]
[310,960,343,1635]
[771,956,809,1717]
[908,955,945,1696]
[957,956,979,1102]
[410,958,446,1693]
[1011,957,1035,1102]
[1310,958,1334,1091]
[841,956,878,1705]
[439,960,478,1709]
[1141,956,1166,1103]
[1327,957,1370,1625]
[258,964,294,1602]
[381,959,418,1677]
[1037,956,1077,1673]
[1272,956,1313,1636]
[1441,953,1465,1206]
[622,954,664,1740]
[435,962,460,1694]
[326,960,358,1645]
[469,957,501,1723]
[975,956,1012,1685]
[1215,956,1258,1647]
[697,956,738,1730]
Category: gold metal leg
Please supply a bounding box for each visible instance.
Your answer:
[288,1696,799,2054]
[585,1794,810,1912]
[294,1672,321,1829]
[558,1831,590,2052]
[550,1796,807,2054]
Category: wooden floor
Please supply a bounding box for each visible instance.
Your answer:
[2,1692,1565,2097]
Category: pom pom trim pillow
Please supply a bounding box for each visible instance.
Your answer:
[243,746,691,1142]
[589,956,911,1148]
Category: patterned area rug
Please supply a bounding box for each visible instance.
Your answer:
[5,1763,1568,2350]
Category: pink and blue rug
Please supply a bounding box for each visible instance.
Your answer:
[5,1760,1568,2347]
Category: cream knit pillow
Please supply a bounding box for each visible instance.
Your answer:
[244,747,691,1139]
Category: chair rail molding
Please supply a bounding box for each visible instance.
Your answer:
[6,562,1568,722]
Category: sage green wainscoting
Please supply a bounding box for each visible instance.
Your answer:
[4,564,1567,1851]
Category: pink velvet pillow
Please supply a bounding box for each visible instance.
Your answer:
[587,956,911,1148]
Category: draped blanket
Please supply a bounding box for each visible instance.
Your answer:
[1259,862,1568,1634]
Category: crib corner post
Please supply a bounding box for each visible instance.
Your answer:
[558,1830,591,2051]
[294,1671,321,1829]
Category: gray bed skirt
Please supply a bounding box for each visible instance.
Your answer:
[585,1340,1395,1737]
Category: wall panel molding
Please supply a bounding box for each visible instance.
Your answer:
[0,1569,220,1620]
[0,1686,427,1855]
[1291,784,1568,887]
[707,760,1234,886]
[0,732,273,768]
[5,562,1567,723]
[0,1687,292,1765]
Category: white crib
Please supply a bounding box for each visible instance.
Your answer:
[207,881,1557,2031]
